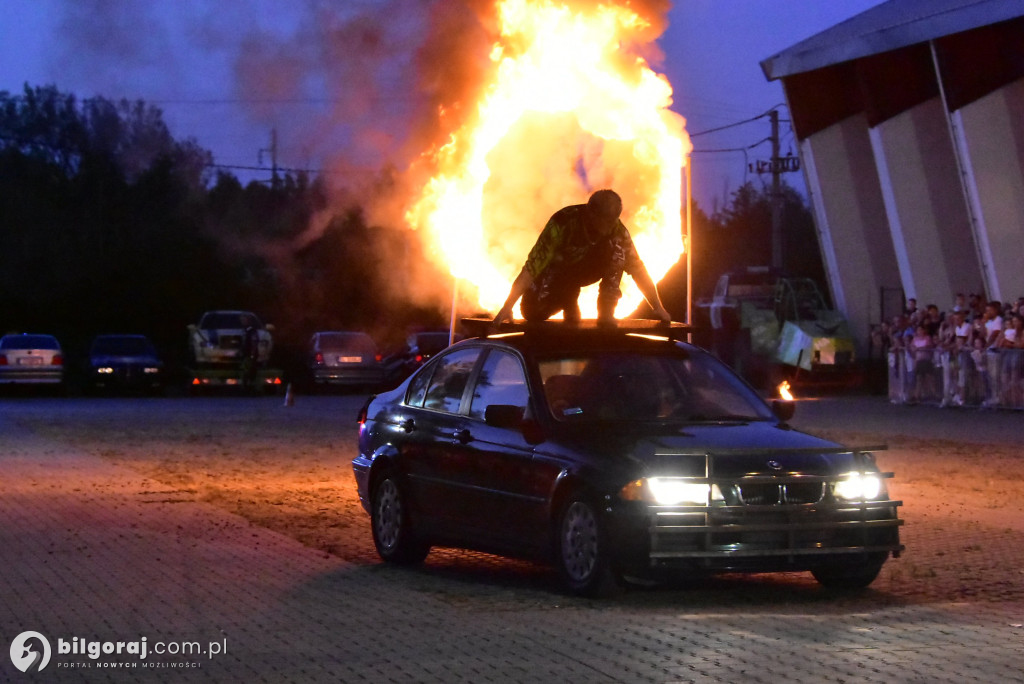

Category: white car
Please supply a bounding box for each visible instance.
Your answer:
[0,334,64,384]
[188,311,274,366]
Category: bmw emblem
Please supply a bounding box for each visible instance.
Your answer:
[766,460,783,471]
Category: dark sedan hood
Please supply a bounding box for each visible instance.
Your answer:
[554,420,857,478]
[90,355,161,366]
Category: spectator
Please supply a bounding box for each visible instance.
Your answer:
[951,292,966,314]
[999,314,1024,406]
[905,298,918,318]
[982,301,1004,347]
[924,304,942,337]
[979,302,1004,406]
[880,295,1024,408]
[909,324,937,402]
[968,293,985,321]
[936,313,959,407]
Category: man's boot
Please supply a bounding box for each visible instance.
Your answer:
[597,297,618,328]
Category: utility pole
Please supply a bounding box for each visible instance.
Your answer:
[769,109,783,271]
[258,128,279,187]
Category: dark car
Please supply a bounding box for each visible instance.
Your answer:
[354,321,903,596]
[395,330,465,378]
[87,334,164,393]
[308,331,386,389]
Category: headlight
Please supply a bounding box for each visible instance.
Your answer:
[834,472,882,500]
[96,367,114,374]
[619,477,712,506]
[144,367,160,374]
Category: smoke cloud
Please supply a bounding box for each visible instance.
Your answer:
[51,0,678,315]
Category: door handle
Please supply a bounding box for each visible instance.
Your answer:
[452,428,472,444]
[400,419,416,433]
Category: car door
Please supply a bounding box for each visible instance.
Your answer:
[461,349,551,554]
[397,346,484,538]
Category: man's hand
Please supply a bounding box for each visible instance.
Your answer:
[494,268,534,325]
[652,304,672,323]
[493,305,514,324]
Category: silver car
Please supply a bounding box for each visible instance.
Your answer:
[0,334,64,385]
[308,331,385,388]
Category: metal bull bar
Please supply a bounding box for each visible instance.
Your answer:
[646,446,904,564]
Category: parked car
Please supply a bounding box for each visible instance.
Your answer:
[394,330,464,378]
[0,333,64,385]
[188,310,273,367]
[86,334,163,393]
[354,320,903,596]
[308,331,386,389]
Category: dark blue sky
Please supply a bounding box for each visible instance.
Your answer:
[0,0,883,210]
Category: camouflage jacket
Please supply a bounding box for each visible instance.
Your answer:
[523,204,643,293]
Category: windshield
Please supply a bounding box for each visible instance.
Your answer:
[200,312,261,329]
[319,333,376,354]
[91,336,157,356]
[0,335,60,350]
[537,346,773,423]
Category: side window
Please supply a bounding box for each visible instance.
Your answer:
[469,350,529,420]
[405,364,433,408]
[422,348,481,413]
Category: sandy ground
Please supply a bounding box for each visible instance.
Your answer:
[8,394,1024,602]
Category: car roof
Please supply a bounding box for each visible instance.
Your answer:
[457,319,693,356]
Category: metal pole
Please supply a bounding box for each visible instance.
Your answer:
[449,277,458,346]
[770,109,782,270]
[686,156,693,334]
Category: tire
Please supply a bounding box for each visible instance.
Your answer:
[555,496,620,597]
[370,475,430,565]
[811,554,886,589]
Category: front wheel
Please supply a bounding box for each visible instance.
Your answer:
[371,475,430,565]
[556,497,620,597]
[811,554,887,589]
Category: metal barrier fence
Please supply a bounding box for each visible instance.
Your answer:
[888,347,1024,409]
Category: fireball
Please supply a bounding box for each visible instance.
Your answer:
[406,0,690,318]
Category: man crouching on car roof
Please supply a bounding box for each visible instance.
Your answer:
[493,189,672,327]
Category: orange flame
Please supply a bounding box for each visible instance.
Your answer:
[778,380,794,401]
[405,0,690,318]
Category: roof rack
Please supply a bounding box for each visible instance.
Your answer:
[460,317,692,341]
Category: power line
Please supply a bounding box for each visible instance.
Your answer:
[689,111,770,138]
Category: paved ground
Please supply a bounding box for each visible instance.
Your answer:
[1,395,1023,683]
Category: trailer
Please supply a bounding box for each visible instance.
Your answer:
[186,365,284,394]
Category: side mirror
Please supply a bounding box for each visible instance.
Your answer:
[484,404,545,444]
[772,399,795,422]
[484,404,525,428]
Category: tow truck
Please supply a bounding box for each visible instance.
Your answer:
[186,310,284,393]
[696,269,861,389]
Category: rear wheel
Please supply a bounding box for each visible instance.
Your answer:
[371,475,429,565]
[811,554,886,589]
[556,497,620,597]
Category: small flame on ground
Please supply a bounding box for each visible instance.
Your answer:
[405,0,690,318]
[778,381,794,401]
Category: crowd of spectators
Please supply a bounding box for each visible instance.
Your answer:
[873,293,1024,408]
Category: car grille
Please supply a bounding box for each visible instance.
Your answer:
[736,482,824,505]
